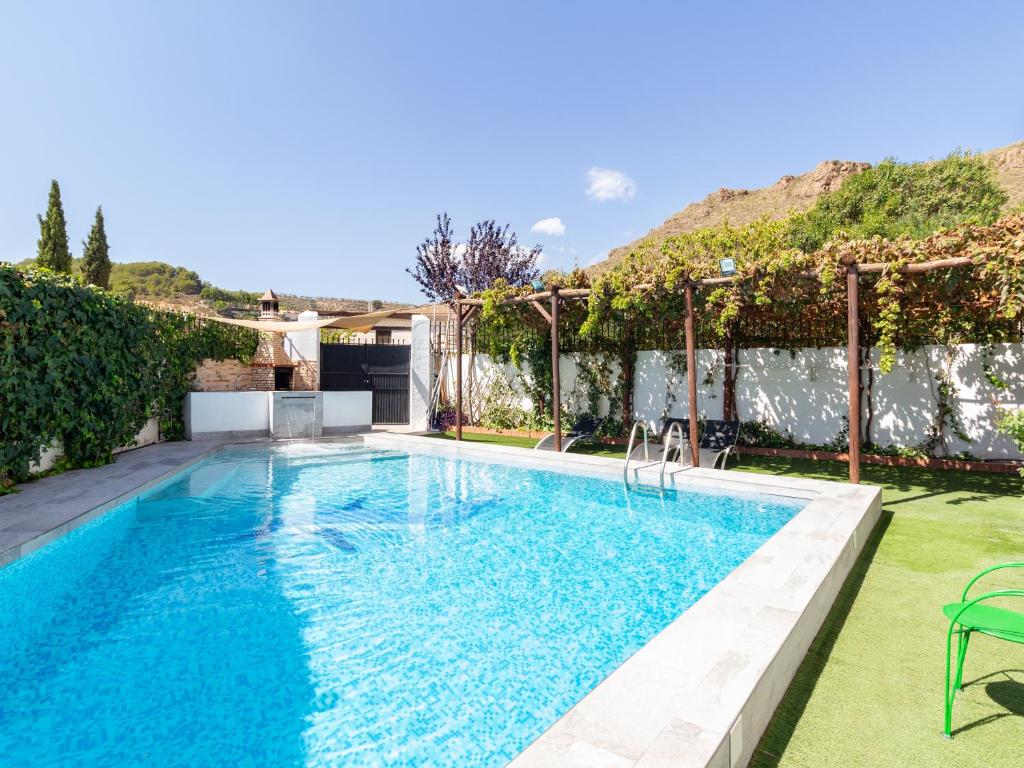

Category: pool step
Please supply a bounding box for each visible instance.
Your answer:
[273,451,407,470]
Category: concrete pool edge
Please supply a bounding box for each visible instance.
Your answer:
[363,433,883,768]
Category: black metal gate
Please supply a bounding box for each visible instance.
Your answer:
[320,342,410,425]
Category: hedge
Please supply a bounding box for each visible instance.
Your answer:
[0,264,258,485]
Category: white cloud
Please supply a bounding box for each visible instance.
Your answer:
[586,167,636,202]
[530,217,566,236]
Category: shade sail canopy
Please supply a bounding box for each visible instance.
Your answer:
[207,308,405,334]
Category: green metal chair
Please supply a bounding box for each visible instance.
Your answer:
[943,562,1024,737]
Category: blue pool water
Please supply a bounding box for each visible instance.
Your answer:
[0,443,805,767]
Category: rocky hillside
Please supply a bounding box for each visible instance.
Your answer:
[989,140,1024,208]
[596,140,1024,273]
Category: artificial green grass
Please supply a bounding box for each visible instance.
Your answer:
[423,429,626,458]
[426,431,1024,765]
[738,458,1023,768]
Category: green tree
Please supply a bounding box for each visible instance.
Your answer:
[81,206,112,288]
[36,179,72,272]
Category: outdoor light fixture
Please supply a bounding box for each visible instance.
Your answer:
[719,257,737,277]
[454,283,469,296]
[531,279,545,292]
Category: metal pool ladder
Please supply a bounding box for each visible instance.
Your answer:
[623,420,650,486]
[658,420,686,488]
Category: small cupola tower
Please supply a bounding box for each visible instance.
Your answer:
[259,289,280,319]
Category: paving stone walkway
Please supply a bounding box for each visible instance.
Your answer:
[0,440,221,567]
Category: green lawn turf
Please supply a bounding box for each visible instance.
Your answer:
[422,429,626,458]
[425,431,1024,766]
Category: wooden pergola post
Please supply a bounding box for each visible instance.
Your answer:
[846,265,861,484]
[550,287,561,451]
[455,300,463,441]
[684,281,700,466]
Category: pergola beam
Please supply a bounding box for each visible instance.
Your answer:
[458,255,979,309]
[529,300,552,324]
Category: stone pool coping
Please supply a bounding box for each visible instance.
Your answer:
[0,440,226,568]
[363,433,882,768]
[0,436,362,568]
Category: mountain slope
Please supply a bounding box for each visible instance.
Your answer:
[989,140,1024,208]
[596,140,1024,273]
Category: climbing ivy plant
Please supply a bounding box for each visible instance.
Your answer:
[1,265,258,485]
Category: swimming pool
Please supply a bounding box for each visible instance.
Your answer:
[0,442,806,767]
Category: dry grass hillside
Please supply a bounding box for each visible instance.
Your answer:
[136,293,410,318]
[596,140,1024,274]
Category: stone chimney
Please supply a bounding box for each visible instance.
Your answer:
[260,289,280,319]
[251,331,295,390]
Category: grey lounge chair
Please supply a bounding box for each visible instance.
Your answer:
[535,414,605,452]
[698,420,740,469]
[628,417,695,464]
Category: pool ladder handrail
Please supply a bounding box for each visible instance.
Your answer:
[623,420,650,486]
[659,420,687,488]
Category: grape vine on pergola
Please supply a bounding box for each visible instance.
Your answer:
[454,253,987,484]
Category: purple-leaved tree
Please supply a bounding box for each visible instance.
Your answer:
[407,213,542,305]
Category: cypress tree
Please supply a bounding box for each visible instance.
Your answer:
[82,206,112,289]
[36,180,72,272]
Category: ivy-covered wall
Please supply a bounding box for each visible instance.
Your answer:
[0,265,258,485]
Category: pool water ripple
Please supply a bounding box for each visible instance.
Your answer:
[0,443,804,767]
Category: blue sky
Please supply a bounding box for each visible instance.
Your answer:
[1,1,1022,303]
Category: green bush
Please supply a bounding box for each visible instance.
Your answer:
[0,264,257,484]
[737,420,800,449]
[995,409,1024,476]
[787,152,1007,252]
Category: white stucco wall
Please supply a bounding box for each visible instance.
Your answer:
[113,417,161,454]
[442,353,590,417]
[284,310,321,368]
[30,417,162,473]
[641,343,1024,458]
[409,315,432,431]
[183,391,371,438]
[868,344,1023,458]
[184,392,270,438]
[347,329,412,344]
[322,391,372,431]
[452,341,1024,459]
